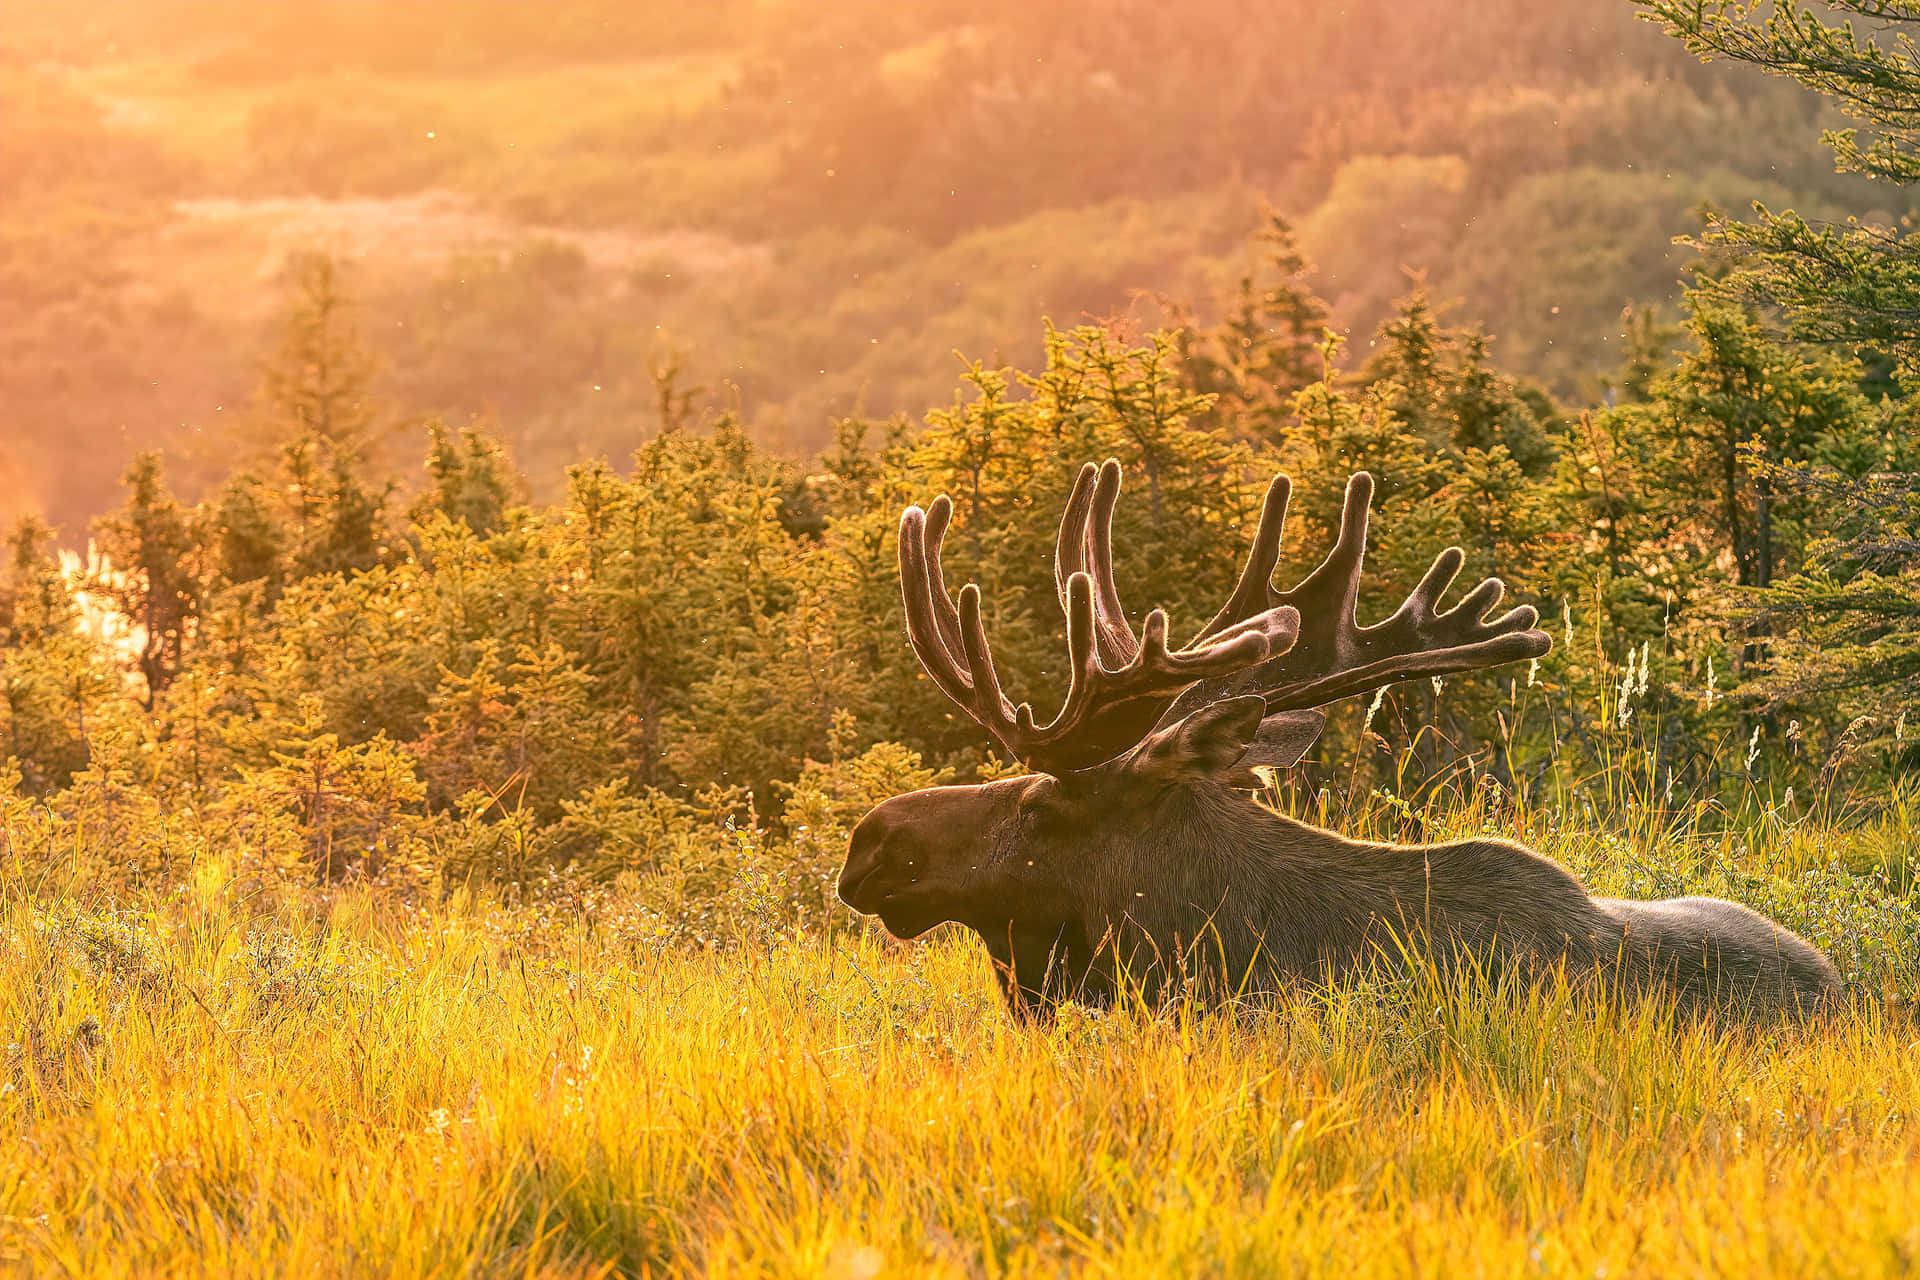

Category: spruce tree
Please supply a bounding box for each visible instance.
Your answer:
[91,453,200,707]
[258,253,378,459]
[1743,462,1920,725]
[254,254,393,580]
[0,518,105,791]
[1640,1,1920,382]
[417,421,522,537]
[1642,302,1874,593]
[1177,214,1331,447]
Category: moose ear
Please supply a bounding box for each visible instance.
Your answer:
[1112,698,1328,791]
[1112,695,1269,789]
[1222,708,1327,787]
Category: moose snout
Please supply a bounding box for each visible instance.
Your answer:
[837,809,890,909]
[836,847,876,908]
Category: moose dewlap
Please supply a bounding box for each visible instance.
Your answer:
[836,461,1842,1017]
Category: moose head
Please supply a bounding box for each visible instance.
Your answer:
[837,461,1844,1016]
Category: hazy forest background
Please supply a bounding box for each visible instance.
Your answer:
[5,0,1906,529]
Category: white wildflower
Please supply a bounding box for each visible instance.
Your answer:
[1616,645,1640,728]
[1526,657,1539,688]
[1744,725,1762,773]
[1562,599,1575,650]
[1704,656,1717,709]
[1361,687,1387,737]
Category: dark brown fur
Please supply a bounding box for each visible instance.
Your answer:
[839,702,1842,1018]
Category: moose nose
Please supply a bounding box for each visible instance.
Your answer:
[836,851,873,906]
[838,810,889,906]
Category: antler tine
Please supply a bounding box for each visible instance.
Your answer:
[1052,463,1100,607]
[899,503,976,711]
[955,582,1014,727]
[1018,570,1107,736]
[1402,545,1467,617]
[1053,460,1139,667]
[1196,472,1293,643]
[1285,471,1374,645]
[1442,576,1514,626]
[920,496,969,662]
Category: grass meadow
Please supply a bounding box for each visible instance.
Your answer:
[4,790,1917,1278]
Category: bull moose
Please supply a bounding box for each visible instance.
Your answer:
[837,461,1842,1017]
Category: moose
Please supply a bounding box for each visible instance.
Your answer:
[837,461,1843,1017]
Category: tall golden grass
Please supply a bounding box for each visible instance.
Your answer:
[3,805,1915,1277]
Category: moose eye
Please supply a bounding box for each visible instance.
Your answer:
[1014,783,1071,830]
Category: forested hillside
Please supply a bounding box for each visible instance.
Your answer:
[1,0,1900,531]
[4,237,1915,938]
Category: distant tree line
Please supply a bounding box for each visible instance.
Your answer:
[4,204,1916,899]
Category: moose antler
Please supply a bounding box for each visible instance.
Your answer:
[901,462,1550,776]
[900,461,1300,774]
[1158,471,1551,726]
